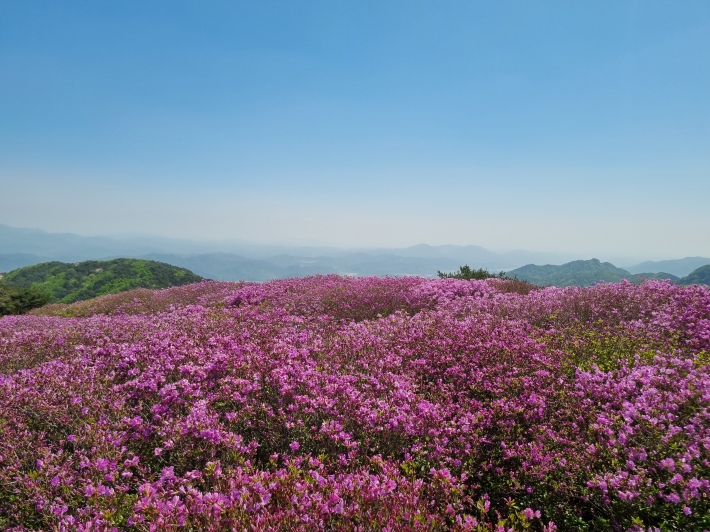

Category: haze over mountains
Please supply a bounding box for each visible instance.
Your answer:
[623,257,710,278]
[0,223,575,280]
[2,223,709,284]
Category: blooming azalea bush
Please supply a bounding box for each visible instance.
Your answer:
[29,281,246,318]
[1,276,708,531]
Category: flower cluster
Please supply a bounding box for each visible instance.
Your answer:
[1,276,708,530]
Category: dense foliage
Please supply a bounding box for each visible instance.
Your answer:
[0,259,203,304]
[1,276,709,530]
[0,285,50,316]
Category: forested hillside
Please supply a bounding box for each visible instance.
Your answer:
[679,264,710,286]
[507,259,686,287]
[507,258,638,287]
[0,258,202,304]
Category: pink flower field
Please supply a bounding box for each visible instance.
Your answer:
[1,276,709,531]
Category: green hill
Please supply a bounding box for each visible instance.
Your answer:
[506,259,684,287]
[678,265,710,286]
[0,258,203,304]
[507,258,640,287]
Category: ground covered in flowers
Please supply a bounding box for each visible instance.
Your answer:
[1,276,709,531]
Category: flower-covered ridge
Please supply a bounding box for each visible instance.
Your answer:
[1,276,708,530]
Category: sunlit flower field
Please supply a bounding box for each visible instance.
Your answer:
[1,276,708,531]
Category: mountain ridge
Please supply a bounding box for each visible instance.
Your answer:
[624,256,710,277]
[0,222,577,277]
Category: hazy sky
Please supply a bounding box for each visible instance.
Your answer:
[1,1,709,259]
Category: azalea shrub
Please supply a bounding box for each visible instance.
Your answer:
[1,275,708,531]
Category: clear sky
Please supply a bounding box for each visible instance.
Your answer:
[1,1,709,259]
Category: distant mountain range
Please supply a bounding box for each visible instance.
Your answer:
[624,257,710,278]
[1,223,709,286]
[0,223,579,280]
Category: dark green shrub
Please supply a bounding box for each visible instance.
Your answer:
[0,285,51,316]
[437,264,507,281]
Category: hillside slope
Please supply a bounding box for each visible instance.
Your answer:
[634,271,680,283]
[508,258,640,287]
[0,258,203,303]
[679,265,710,286]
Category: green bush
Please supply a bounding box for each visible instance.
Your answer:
[437,264,508,280]
[0,285,51,316]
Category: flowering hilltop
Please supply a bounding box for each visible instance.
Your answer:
[1,276,709,531]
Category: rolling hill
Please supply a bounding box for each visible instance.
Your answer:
[678,265,710,286]
[0,258,203,304]
[507,259,639,287]
[507,259,708,287]
[507,259,684,287]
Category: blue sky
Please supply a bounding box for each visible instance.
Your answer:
[1,1,709,259]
